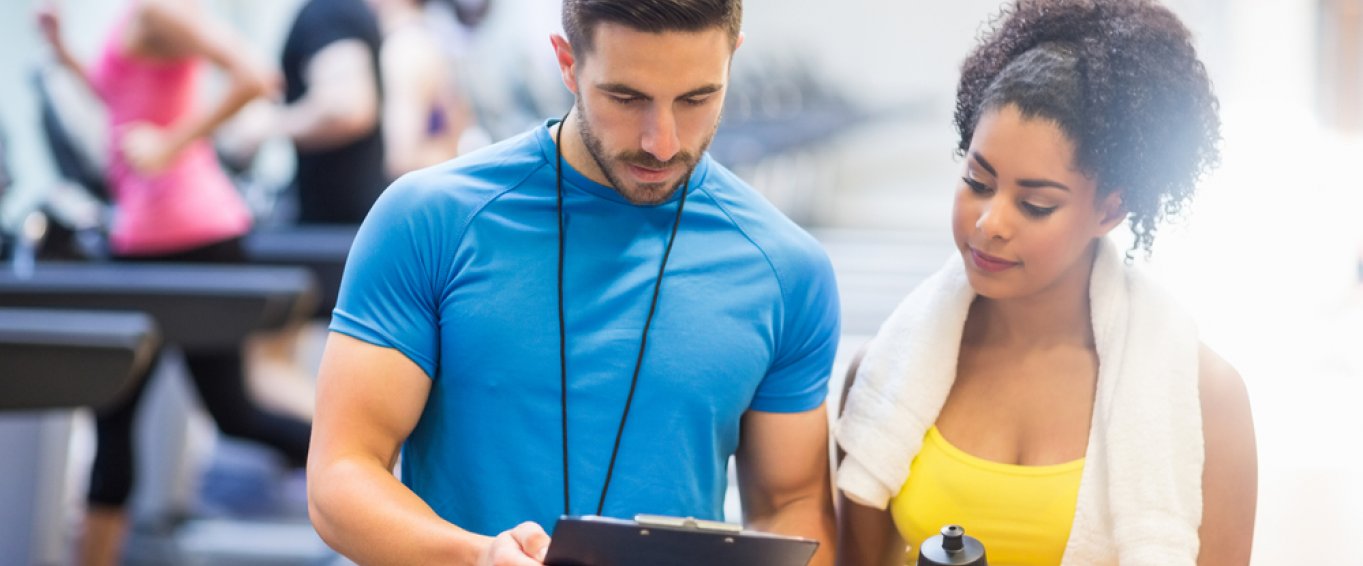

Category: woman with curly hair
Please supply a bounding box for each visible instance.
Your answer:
[834,1,1256,564]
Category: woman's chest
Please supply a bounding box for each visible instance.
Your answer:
[935,345,1099,466]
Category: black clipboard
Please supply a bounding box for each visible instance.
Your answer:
[544,514,819,566]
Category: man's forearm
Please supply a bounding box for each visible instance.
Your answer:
[282,93,376,152]
[749,494,836,566]
[310,457,489,565]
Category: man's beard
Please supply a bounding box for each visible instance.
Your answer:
[575,98,718,205]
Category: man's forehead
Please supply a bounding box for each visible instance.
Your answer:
[576,22,734,88]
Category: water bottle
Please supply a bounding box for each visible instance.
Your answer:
[916,524,987,566]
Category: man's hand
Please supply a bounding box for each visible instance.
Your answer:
[477,522,551,566]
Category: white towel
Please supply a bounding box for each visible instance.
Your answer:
[836,238,1204,565]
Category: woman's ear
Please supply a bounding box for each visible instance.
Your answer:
[1095,191,1126,236]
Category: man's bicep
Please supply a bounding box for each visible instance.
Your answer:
[312,332,432,469]
[305,40,379,126]
[735,404,831,511]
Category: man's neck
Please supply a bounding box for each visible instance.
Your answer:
[552,112,612,187]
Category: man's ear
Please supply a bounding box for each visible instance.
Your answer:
[734,31,745,50]
[1096,191,1126,236]
[550,34,578,95]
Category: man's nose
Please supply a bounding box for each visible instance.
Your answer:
[640,106,681,163]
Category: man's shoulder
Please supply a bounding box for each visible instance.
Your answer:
[381,131,548,216]
[699,160,831,273]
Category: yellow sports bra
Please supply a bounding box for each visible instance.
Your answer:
[889,426,1085,566]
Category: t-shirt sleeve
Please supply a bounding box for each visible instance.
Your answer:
[293,0,380,67]
[749,242,841,413]
[329,178,449,378]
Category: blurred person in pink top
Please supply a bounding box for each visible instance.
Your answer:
[41,0,265,256]
[38,1,311,564]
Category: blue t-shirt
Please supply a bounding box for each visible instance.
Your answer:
[331,122,840,536]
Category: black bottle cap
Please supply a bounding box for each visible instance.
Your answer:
[941,525,965,552]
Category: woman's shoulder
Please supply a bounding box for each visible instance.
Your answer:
[1198,344,1241,390]
[1198,343,1251,424]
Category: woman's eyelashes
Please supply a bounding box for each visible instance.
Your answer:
[962,176,1059,218]
[962,176,991,195]
[1021,202,1058,218]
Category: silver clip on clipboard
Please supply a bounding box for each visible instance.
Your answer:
[544,514,818,566]
[634,514,742,534]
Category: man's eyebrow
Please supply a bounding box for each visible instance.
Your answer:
[679,84,723,98]
[596,83,724,100]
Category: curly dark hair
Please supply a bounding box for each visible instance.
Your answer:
[954,0,1220,254]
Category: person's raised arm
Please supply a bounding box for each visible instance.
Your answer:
[1196,344,1257,566]
[119,0,275,174]
[309,332,551,565]
[282,39,379,152]
[35,0,97,98]
[735,404,836,566]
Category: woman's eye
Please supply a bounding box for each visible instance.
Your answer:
[962,177,991,195]
[1021,202,1058,217]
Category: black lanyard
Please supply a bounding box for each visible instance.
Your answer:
[554,111,690,516]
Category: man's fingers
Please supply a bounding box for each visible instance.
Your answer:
[510,521,551,562]
[481,523,549,566]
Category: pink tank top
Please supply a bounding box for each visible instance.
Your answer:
[91,16,251,256]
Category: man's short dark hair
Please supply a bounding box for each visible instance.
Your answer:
[561,0,742,55]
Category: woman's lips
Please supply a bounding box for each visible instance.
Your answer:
[970,248,1019,273]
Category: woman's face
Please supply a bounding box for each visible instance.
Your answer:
[951,104,1125,301]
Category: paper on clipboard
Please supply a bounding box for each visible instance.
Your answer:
[544,514,819,566]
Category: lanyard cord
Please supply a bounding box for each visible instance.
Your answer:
[555,111,690,516]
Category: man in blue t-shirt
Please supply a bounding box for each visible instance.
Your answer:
[307,1,841,564]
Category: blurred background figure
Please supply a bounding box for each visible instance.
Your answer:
[227,0,385,468]
[275,0,385,225]
[35,1,311,564]
[369,0,482,179]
